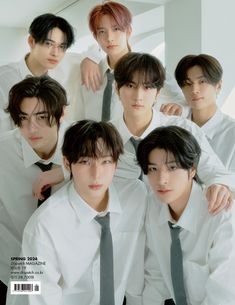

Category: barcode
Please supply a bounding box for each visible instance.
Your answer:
[14,283,33,291]
[10,281,41,295]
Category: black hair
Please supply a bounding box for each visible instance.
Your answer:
[62,120,124,165]
[137,125,202,184]
[29,13,75,48]
[114,52,165,91]
[175,54,223,88]
[6,75,67,127]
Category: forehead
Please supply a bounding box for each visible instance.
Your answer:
[97,14,116,28]
[148,148,175,164]
[20,97,45,114]
[80,137,112,157]
[186,65,204,80]
[46,27,66,43]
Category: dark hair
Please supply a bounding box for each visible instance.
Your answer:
[175,54,223,88]
[62,120,123,165]
[89,1,132,37]
[6,75,68,127]
[137,125,202,184]
[29,13,75,48]
[114,52,165,91]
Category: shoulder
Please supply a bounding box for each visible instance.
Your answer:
[26,183,71,231]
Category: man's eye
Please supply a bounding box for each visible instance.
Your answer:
[19,116,27,121]
[148,167,157,173]
[59,45,67,51]
[44,41,53,47]
[168,165,178,171]
[36,115,48,120]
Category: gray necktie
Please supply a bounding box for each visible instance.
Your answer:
[34,162,53,207]
[168,222,187,305]
[130,136,143,180]
[95,212,115,305]
[102,69,114,121]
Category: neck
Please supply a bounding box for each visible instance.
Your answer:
[168,181,192,221]
[107,48,129,69]
[35,142,57,160]
[80,190,109,212]
[25,53,48,76]
[191,104,217,127]
[124,110,153,137]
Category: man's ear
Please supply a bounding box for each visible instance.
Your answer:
[59,106,66,123]
[216,80,222,95]
[63,156,71,172]
[189,167,196,179]
[115,82,119,96]
[126,26,132,39]
[28,35,35,49]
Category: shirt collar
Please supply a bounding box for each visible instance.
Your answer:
[100,57,112,77]
[19,54,34,79]
[68,182,122,224]
[20,122,66,168]
[112,109,165,145]
[157,181,205,234]
[200,109,222,140]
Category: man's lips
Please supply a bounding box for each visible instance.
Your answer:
[88,184,103,190]
[48,59,58,64]
[132,104,143,109]
[107,45,118,49]
[192,97,203,102]
[157,189,171,194]
[29,136,42,141]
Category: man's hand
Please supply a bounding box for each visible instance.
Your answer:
[80,57,102,92]
[160,103,183,116]
[206,184,233,215]
[32,167,64,200]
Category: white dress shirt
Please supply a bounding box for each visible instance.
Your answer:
[0,123,68,285]
[111,109,235,192]
[188,109,235,172]
[143,182,235,305]
[6,178,147,305]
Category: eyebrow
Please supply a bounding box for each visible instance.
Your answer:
[186,75,206,81]
[19,111,48,116]
[148,160,177,165]
[44,38,67,46]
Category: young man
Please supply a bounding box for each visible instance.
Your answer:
[6,120,147,305]
[175,54,235,171]
[136,125,235,305]
[0,13,76,133]
[0,76,68,304]
[112,52,235,212]
[76,1,186,122]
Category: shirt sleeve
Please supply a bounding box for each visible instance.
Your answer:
[174,117,235,193]
[201,208,235,305]
[82,43,104,64]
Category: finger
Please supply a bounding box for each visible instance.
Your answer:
[160,104,166,112]
[206,187,217,212]
[91,73,102,92]
[209,190,230,214]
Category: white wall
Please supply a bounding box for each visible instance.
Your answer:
[165,0,235,116]
[0,27,28,65]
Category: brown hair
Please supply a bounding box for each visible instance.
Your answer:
[89,1,132,37]
[6,75,67,127]
[175,54,223,88]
